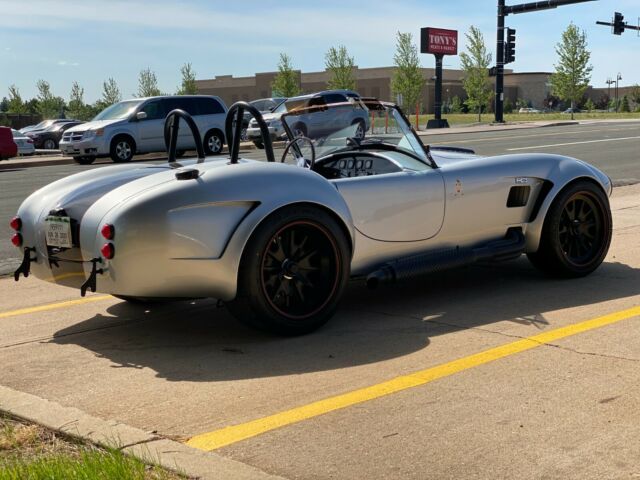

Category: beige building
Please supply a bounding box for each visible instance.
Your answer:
[196,66,553,113]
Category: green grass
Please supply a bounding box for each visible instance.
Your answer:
[400,111,640,128]
[0,416,183,480]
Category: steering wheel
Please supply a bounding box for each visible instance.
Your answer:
[225,102,274,164]
[280,136,316,169]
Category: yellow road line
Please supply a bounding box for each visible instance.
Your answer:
[0,295,113,319]
[187,305,640,451]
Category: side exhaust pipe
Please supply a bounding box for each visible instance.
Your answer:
[366,229,525,289]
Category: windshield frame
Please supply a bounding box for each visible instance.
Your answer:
[280,100,437,169]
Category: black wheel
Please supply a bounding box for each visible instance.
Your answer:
[73,156,95,165]
[43,138,57,150]
[527,181,611,278]
[253,141,265,149]
[352,120,366,140]
[110,136,135,163]
[228,205,350,335]
[204,130,224,155]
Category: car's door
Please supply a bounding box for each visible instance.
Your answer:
[136,99,168,152]
[323,93,351,136]
[331,153,446,242]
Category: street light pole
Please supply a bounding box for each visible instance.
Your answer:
[616,73,622,112]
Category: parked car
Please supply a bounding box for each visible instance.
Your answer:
[9,99,613,334]
[27,121,84,150]
[246,90,369,148]
[0,127,18,160]
[518,107,542,114]
[11,129,35,156]
[59,95,227,164]
[20,119,77,135]
[563,108,581,114]
[238,97,286,141]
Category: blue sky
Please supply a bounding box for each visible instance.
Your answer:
[0,0,638,103]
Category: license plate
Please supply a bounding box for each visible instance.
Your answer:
[45,216,73,248]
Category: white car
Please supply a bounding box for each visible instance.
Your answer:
[11,129,35,156]
[518,107,542,114]
[59,95,228,164]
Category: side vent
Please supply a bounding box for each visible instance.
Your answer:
[507,186,530,208]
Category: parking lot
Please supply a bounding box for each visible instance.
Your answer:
[1,121,639,478]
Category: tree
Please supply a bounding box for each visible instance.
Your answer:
[271,53,300,97]
[450,96,463,113]
[459,26,493,122]
[0,97,8,112]
[620,95,631,113]
[36,79,66,118]
[391,32,425,112]
[7,85,27,114]
[137,68,162,97]
[550,24,592,120]
[101,78,122,106]
[503,98,514,114]
[67,81,90,120]
[325,45,356,90]
[177,63,198,95]
[584,98,595,112]
[630,84,640,111]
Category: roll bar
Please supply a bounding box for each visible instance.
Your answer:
[225,102,274,164]
[164,109,206,163]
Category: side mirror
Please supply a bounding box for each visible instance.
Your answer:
[135,111,148,121]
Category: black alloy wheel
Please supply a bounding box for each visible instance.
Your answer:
[228,205,350,335]
[260,221,339,320]
[527,180,611,278]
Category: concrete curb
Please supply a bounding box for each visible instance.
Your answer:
[0,384,285,480]
[416,121,579,137]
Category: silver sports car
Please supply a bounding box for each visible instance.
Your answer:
[10,98,612,335]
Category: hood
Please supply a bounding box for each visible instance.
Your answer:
[65,118,123,133]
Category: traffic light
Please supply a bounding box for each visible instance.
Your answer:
[504,28,516,64]
[613,12,625,35]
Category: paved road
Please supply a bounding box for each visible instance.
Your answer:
[1,184,639,479]
[1,121,639,275]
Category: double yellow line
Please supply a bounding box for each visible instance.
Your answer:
[187,305,640,451]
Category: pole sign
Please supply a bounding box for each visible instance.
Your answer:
[420,28,458,55]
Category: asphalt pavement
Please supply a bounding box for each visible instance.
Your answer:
[0,183,639,479]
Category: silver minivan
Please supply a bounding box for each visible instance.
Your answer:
[60,95,227,164]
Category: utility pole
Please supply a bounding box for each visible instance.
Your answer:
[494,0,597,123]
[615,73,622,112]
[606,77,614,106]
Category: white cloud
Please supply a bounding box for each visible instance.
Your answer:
[57,60,80,67]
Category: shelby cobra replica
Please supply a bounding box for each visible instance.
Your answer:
[10,98,612,334]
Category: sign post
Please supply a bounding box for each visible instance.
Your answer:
[421,27,458,129]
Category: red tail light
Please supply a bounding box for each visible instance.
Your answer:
[101,243,115,259]
[10,216,21,231]
[101,224,115,240]
[11,233,23,247]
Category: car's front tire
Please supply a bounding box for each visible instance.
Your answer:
[527,180,612,278]
[204,130,224,155]
[43,138,57,150]
[228,205,350,335]
[110,136,135,163]
[73,156,96,165]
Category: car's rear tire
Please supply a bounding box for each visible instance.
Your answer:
[228,205,350,335]
[527,180,611,278]
[43,138,57,150]
[204,130,224,155]
[110,136,135,163]
[73,156,95,165]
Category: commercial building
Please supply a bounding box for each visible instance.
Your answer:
[196,66,555,113]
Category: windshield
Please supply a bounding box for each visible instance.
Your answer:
[281,100,428,163]
[93,100,144,121]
